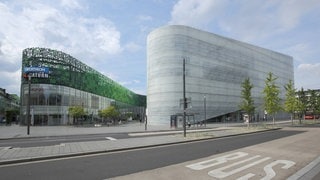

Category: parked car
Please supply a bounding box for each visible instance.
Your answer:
[0,118,6,124]
[305,115,319,120]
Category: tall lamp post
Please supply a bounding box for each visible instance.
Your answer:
[183,58,187,137]
[204,95,206,127]
[27,74,31,135]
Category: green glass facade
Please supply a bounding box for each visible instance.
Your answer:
[21,47,146,125]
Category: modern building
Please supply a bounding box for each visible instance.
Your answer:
[147,25,293,126]
[21,47,146,125]
[0,88,20,123]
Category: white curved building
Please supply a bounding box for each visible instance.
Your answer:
[147,25,293,125]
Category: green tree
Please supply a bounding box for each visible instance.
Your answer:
[263,72,281,125]
[307,89,317,121]
[68,106,86,125]
[316,92,320,120]
[239,78,255,126]
[5,108,19,125]
[296,88,307,123]
[284,80,297,125]
[99,106,120,125]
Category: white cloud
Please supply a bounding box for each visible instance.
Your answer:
[0,68,21,94]
[298,63,320,75]
[295,63,320,90]
[170,0,320,43]
[60,0,83,10]
[282,43,313,64]
[169,0,227,28]
[217,0,320,42]
[277,0,319,32]
[78,17,122,55]
[0,1,123,95]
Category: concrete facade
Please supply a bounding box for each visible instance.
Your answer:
[147,25,293,125]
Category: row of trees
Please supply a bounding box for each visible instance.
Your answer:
[239,72,320,125]
[98,106,120,125]
[68,105,120,125]
[68,105,136,125]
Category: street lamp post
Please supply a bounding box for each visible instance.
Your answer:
[183,58,187,137]
[145,108,148,131]
[27,74,31,135]
[204,95,206,127]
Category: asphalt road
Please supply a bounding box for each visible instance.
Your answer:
[0,129,303,180]
[0,133,130,148]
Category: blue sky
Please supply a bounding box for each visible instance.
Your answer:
[0,0,319,96]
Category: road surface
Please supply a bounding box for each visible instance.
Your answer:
[0,129,306,180]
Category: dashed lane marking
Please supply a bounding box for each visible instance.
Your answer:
[105,137,117,141]
[0,147,12,150]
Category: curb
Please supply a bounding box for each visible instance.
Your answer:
[0,127,216,140]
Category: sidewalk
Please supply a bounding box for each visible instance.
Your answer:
[0,120,292,139]
[0,123,172,139]
[0,124,275,165]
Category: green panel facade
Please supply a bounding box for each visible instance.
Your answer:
[22,47,146,107]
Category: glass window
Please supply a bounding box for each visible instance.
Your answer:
[49,94,56,105]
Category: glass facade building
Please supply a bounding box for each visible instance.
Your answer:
[21,47,146,125]
[147,25,293,125]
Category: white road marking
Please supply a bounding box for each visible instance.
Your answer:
[208,155,271,178]
[262,160,295,180]
[186,152,248,170]
[0,146,12,150]
[236,173,255,180]
[105,137,117,141]
[187,151,296,179]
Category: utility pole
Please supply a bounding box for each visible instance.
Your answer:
[183,58,186,137]
[204,95,206,127]
[26,61,33,135]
